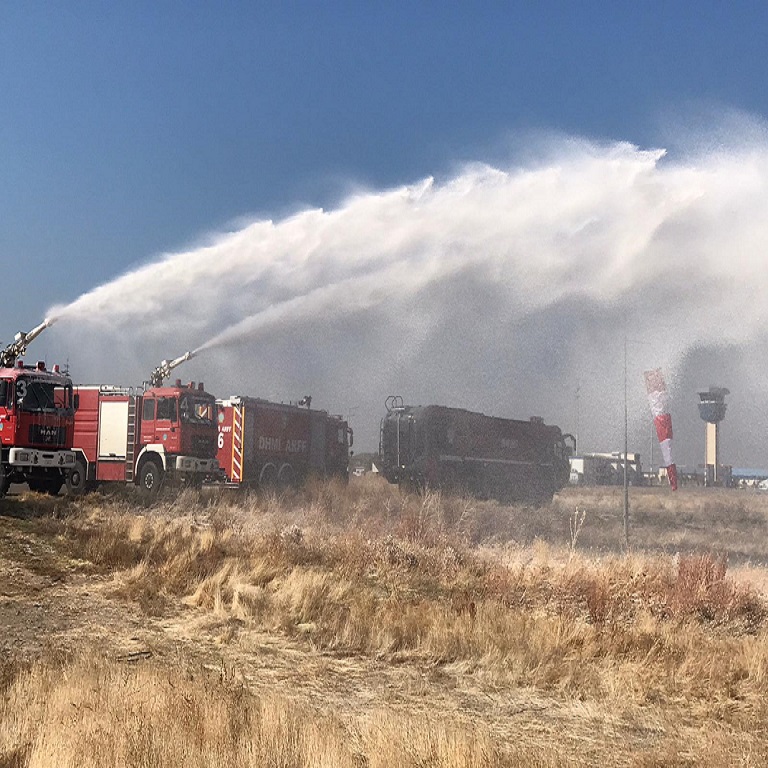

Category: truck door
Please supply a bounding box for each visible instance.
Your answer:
[153,396,180,453]
[309,411,326,472]
[141,396,155,445]
[96,398,130,482]
[0,378,12,446]
[98,400,129,460]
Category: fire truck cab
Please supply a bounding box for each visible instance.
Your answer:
[0,361,77,496]
[69,379,219,495]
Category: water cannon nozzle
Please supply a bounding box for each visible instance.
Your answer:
[149,349,196,387]
[1,317,55,368]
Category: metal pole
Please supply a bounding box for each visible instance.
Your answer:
[623,334,630,548]
[575,382,580,454]
[650,423,654,482]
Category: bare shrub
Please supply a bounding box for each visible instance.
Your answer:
[582,573,611,628]
[396,489,442,543]
[62,509,149,571]
[662,552,766,627]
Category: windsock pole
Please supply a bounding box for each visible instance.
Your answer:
[644,369,678,491]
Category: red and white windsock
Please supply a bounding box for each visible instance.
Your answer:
[644,368,678,491]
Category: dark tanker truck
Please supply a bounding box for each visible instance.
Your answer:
[379,396,574,503]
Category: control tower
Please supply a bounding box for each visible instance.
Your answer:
[697,386,729,486]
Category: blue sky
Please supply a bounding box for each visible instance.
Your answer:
[2,1,766,332]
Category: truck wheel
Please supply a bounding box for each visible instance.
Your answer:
[66,459,88,496]
[278,463,295,489]
[184,473,204,488]
[139,461,163,496]
[44,477,63,496]
[0,464,10,497]
[29,477,63,496]
[258,463,277,488]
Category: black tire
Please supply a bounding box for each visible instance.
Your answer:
[258,463,277,488]
[0,464,11,498]
[402,473,427,495]
[45,477,63,496]
[138,460,163,496]
[28,477,63,496]
[278,463,295,489]
[66,459,88,496]
[182,472,204,489]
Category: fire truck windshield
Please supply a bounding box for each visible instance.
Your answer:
[179,395,215,425]
[15,377,73,414]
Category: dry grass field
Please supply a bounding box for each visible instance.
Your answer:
[2,477,768,766]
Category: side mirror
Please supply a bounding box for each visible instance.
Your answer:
[74,393,80,411]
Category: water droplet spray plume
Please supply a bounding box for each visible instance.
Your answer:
[46,133,768,462]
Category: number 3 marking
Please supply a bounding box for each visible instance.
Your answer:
[15,380,27,400]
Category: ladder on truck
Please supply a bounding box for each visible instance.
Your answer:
[125,396,137,483]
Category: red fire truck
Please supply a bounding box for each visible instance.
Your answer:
[0,319,77,496]
[379,396,574,503]
[68,353,219,496]
[216,395,352,488]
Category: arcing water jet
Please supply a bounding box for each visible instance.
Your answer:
[42,129,768,459]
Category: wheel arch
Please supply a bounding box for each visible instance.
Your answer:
[135,447,167,476]
[277,462,296,488]
[258,462,278,486]
[71,449,92,481]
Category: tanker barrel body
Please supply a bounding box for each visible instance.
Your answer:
[149,350,195,387]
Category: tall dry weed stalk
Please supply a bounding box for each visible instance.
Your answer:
[568,507,586,558]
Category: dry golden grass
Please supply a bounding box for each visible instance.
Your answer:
[0,653,517,768]
[3,479,768,765]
